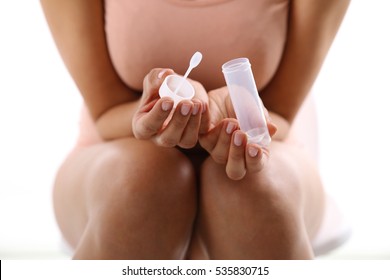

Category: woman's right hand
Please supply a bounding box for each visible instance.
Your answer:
[132,68,210,149]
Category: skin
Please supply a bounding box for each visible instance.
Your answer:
[40,0,350,259]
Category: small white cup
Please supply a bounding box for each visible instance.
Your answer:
[159,74,195,107]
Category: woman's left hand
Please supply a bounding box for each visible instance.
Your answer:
[199,86,277,180]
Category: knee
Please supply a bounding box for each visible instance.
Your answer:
[200,156,308,241]
[199,157,312,259]
[200,156,304,211]
[83,140,197,258]
[98,139,197,207]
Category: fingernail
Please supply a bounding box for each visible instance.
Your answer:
[226,122,235,134]
[181,103,191,116]
[158,69,168,79]
[162,101,173,111]
[192,103,200,115]
[234,133,244,146]
[268,121,277,133]
[248,146,259,157]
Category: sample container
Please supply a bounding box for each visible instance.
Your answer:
[222,58,271,147]
[159,74,195,107]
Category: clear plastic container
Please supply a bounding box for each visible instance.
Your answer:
[222,58,271,147]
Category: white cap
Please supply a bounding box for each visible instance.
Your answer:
[159,74,195,107]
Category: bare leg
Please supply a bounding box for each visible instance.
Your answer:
[53,138,197,259]
[197,141,325,259]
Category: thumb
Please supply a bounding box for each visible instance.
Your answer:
[263,107,278,137]
[142,68,174,99]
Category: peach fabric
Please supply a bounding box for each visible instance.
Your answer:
[77,0,291,146]
[104,0,290,91]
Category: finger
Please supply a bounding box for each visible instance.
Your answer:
[133,97,174,139]
[245,143,266,173]
[226,130,247,180]
[267,122,278,137]
[187,79,210,134]
[263,107,278,137]
[179,100,202,148]
[198,119,223,153]
[211,119,239,164]
[156,101,193,147]
[143,68,174,100]
[198,101,210,134]
[189,79,209,105]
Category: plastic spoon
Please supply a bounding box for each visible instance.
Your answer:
[173,51,203,96]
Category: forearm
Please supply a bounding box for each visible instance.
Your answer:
[95,99,141,140]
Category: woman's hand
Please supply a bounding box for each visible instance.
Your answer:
[132,68,210,148]
[199,86,277,180]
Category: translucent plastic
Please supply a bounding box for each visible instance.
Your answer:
[173,51,202,96]
[159,51,201,107]
[159,74,195,107]
[222,58,271,147]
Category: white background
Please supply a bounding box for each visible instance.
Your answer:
[0,0,389,259]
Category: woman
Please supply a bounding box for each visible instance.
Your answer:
[40,0,350,259]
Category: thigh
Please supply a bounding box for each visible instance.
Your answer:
[53,137,196,250]
[188,95,324,259]
[267,140,325,239]
[194,140,325,259]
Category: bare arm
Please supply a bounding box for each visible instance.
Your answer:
[261,0,350,140]
[40,0,139,140]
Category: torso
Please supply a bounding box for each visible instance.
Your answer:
[104,0,290,92]
[78,0,296,148]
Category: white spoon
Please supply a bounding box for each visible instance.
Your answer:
[173,51,203,96]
